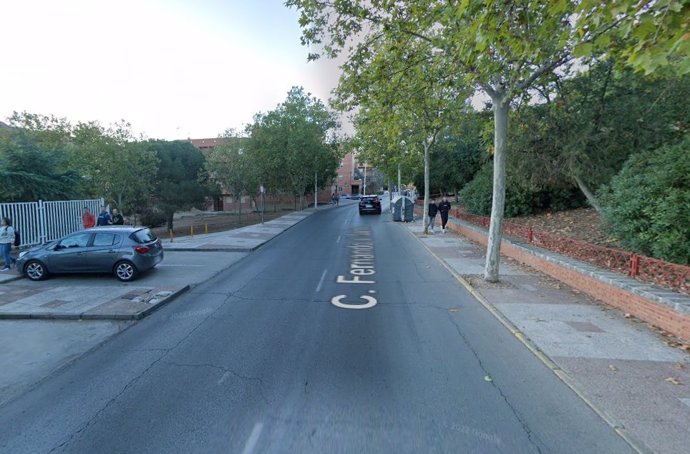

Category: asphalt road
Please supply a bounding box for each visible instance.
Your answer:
[0,200,634,453]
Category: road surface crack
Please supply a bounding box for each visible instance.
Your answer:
[446,312,544,454]
[48,292,236,453]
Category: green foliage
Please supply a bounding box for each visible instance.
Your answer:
[413,118,487,195]
[146,140,209,230]
[510,64,690,205]
[573,0,690,75]
[245,87,340,206]
[68,121,159,212]
[599,137,690,264]
[0,129,82,201]
[460,162,585,218]
[459,164,494,216]
[138,208,167,228]
[2,112,158,212]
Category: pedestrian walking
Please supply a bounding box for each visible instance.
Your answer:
[82,207,95,229]
[0,217,16,271]
[438,196,451,233]
[111,208,124,225]
[428,199,439,233]
[96,206,112,226]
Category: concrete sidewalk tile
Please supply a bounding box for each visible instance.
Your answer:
[494,302,686,362]
[554,357,690,454]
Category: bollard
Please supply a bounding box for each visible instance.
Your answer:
[629,254,640,277]
[205,223,208,234]
[169,229,174,243]
[527,227,533,243]
[190,225,194,238]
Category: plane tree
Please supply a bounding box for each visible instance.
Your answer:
[287,0,585,280]
[246,87,340,210]
[205,130,257,225]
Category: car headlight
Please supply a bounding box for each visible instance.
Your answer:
[18,251,27,259]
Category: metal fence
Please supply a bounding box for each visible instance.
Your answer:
[0,198,103,247]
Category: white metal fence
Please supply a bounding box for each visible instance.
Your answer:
[0,198,103,247]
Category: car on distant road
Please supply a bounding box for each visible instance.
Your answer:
[16,226,164,282]
[348,194,361,200]
[359,195,382,215]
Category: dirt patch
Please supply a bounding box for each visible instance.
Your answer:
[505,207,620,247]
[151,204,306,240]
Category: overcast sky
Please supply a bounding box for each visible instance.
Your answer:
[0,0,344,140]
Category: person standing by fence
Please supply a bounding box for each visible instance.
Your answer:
[0,217,16,271]
[96,206,112,226]
[111,208,124,225]
[82,207,95,229]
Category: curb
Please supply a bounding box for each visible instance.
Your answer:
[0,285,191,321]
[162,246,259,252]
[160,210,322,253]
[404,225,653,454]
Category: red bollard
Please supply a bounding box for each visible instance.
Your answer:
[629,254,640,277]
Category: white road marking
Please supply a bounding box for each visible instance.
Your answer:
[336,234,342,244]
[217,371,231,385]
[241,422,264,454]
[331,294,377,309]
[316,269,327,292]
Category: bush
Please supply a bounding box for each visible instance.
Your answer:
[599,137,690,264]
[138,209,167,228]
[459,162,585,217]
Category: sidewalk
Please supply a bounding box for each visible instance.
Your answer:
[0,207,324,320]
[403,220,690,454]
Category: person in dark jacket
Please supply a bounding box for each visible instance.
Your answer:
[96,206,112,226]
[111,208,124,225]
[428,199,439,233]
[438,196,451,233]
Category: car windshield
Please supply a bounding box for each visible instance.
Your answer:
[130,228,157,244]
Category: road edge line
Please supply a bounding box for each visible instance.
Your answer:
[403,224,652,454]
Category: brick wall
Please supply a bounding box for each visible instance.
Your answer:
[444,219,690,342]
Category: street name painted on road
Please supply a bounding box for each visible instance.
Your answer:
[332,228,377,309]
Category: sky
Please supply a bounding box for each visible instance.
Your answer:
[0,0,345,140]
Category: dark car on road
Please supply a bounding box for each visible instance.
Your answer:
[359,195,382,215]
[16,226,164,282]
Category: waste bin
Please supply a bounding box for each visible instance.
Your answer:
[392,196,415,222]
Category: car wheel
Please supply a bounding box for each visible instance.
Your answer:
[25,260,48,281]
[114,260,138,282]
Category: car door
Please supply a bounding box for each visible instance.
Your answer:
[88,232,122,271]
[48,232,93,272]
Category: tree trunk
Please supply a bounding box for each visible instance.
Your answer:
[237,194,242,226]
[573,175,603,214]
[422,140,430,234]
[484,94,509,283]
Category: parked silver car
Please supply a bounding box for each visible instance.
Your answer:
[16,226,164,282]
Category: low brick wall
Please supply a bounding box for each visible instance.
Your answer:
[443,217,690,342]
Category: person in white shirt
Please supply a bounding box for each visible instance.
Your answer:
[0,217,16,271]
